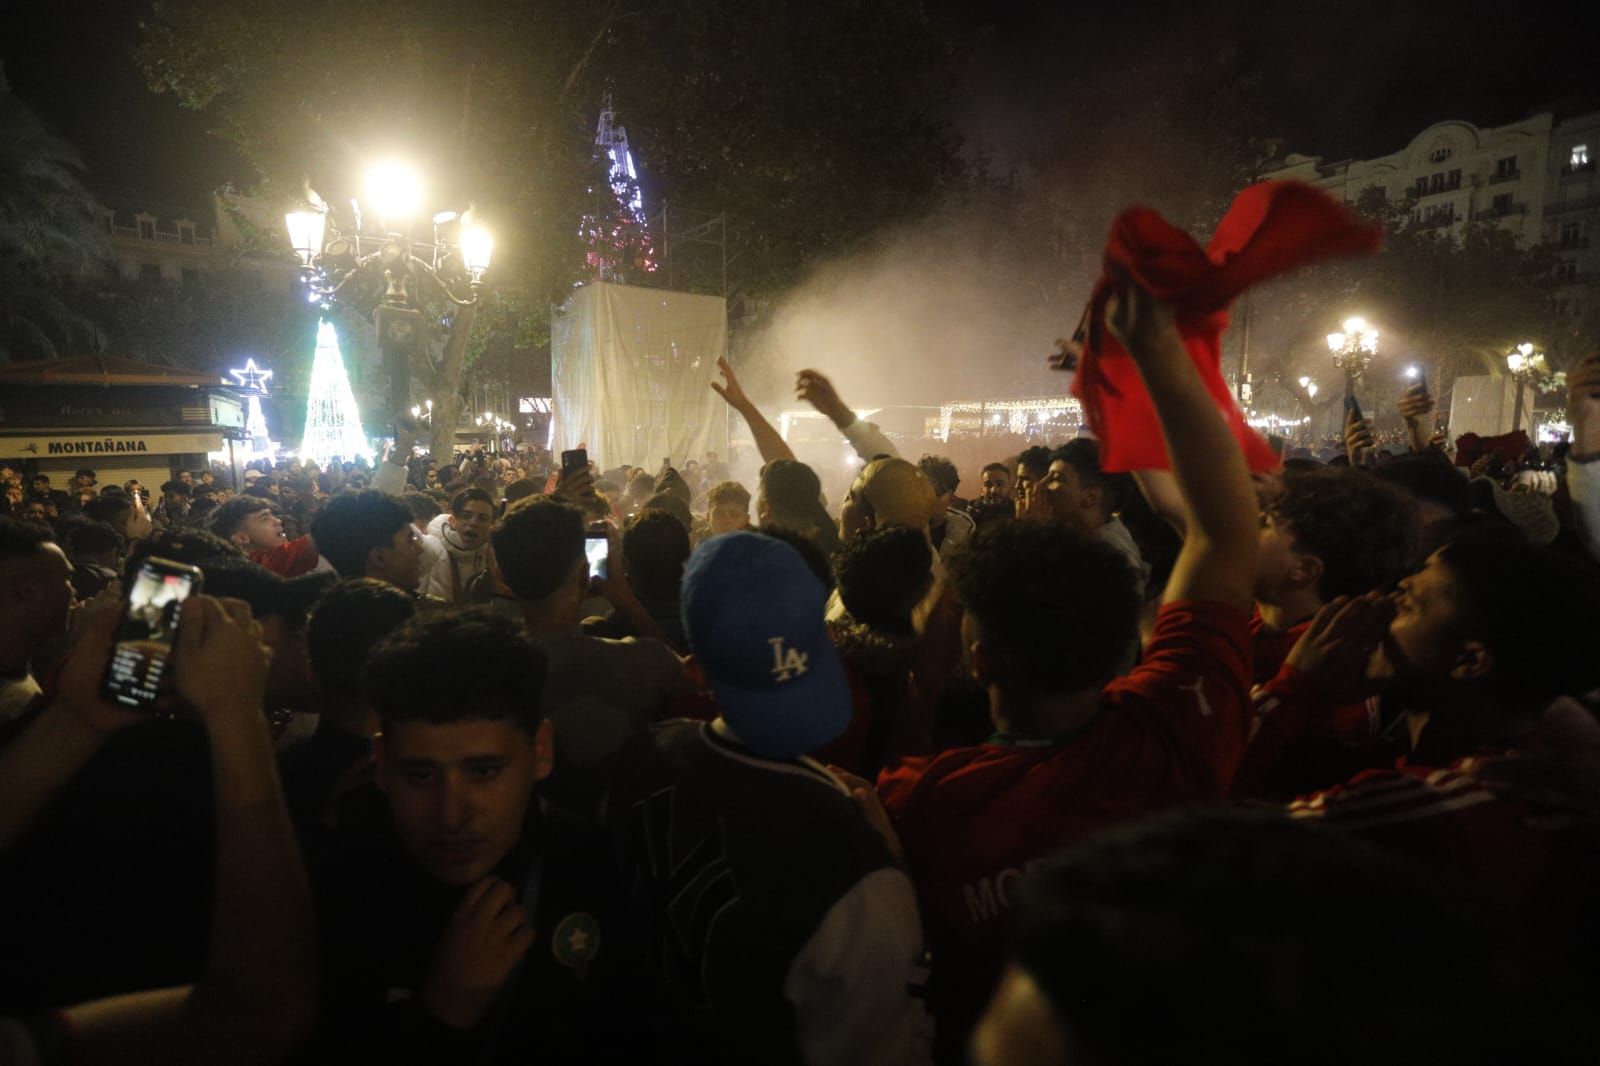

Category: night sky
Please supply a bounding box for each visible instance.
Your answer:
[4,0,1597,203]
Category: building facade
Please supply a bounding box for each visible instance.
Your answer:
[95,187,299,287]
[1265,109,1600,315]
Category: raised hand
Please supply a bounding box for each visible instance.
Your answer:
[1344,406,1375,466]
[52,598,149,736]
[552,466,597,504]
[1283,592,1395,706]
[421,877,535,1030]
[709,356,752,411]
[1104,268,1182,363]
[795,368,854,429]
[1397,382,1434,423]
[175,595,270,723]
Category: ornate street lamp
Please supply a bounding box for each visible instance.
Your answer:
[1326,316,1379,399]
[1506,341,1541,432]
[284,163,495,418]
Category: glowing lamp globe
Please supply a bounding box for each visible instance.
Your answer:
[461,228,495,279]
[285,209,327,266]
[366,162,423,229]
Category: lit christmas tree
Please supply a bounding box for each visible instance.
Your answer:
[582,98,657,283]
[301,320,372,466]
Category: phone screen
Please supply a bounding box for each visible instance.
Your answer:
[584,533,609,581]
[101,558,201,710]
[562,449,588,476]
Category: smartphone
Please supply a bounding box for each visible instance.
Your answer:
[100,557,203,711]
[561,448,588,477]
[662,457,672,469]
[1344,393,1365,424]
[584,531,609,581]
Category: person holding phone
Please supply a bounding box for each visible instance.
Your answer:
[0,594,317,1066]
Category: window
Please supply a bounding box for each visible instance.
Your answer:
[1494,155,1519,179]
[1561,222,1582,247]
[139,263,162,284]
[1430,146,1453,163]
[1429,173,1445,194]
[1492,193,1514,215]
[137,219,154,240]
[1573,145,1591,169]
[179,225,195,246]
[1447,169,1461,190]
[1557,260,1579,283]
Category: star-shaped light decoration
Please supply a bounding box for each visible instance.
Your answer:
[229,358,273,393]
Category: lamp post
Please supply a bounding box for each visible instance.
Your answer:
[1326,316,1379,400]
[284,163,495,421]
[1506,342,1541,433]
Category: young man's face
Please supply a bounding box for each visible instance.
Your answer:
[1039,460,1097,533]
[981,468,1013,504]
[178,471,194,487]
[234,507,286,552]
[373,524,424,591]
[200,471,215,485]
[378,717,553,886]
[449,499,496,549]
[1369,551,1471,689]
[20,501,49,524]
[1252,511,1312,606]
[710,501,750,535]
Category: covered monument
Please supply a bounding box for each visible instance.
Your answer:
[550,281,728,469]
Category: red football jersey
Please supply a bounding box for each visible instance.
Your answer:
[252,534,320,577]
[877,600,1252,1036]
[1288,759,1600,920]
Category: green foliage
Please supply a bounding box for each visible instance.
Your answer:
[76,268,319,374]
[0,87,110,361]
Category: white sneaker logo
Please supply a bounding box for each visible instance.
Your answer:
[769,638,810,682]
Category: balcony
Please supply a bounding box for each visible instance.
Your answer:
[1559,237,1592,251]
[1417,212,1457,230]
[1473,203,1526,221]
[1488,170,1521,185]
[1546,195,1600,216]
[1562,160,1596,177]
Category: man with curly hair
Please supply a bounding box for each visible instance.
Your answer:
[875,280,1259,1057]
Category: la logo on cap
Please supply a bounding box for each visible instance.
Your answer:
[769,637,809,683]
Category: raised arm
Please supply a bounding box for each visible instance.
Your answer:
[796,369,899,461]
[60,596,317,1066]
[710,357,796,465]
[1398,381,1435,455]
[1106,278,1256,610]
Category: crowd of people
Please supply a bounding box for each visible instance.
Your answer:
[3,281,1600,1066]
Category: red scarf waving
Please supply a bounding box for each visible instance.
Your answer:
[1073,181,1384,473]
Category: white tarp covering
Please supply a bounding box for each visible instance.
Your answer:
[1448,374,1517,439]
[551,282,728,469]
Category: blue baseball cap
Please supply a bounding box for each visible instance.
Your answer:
[681,532,851,759]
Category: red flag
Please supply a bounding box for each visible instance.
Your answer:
[1073,181,1384,473]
